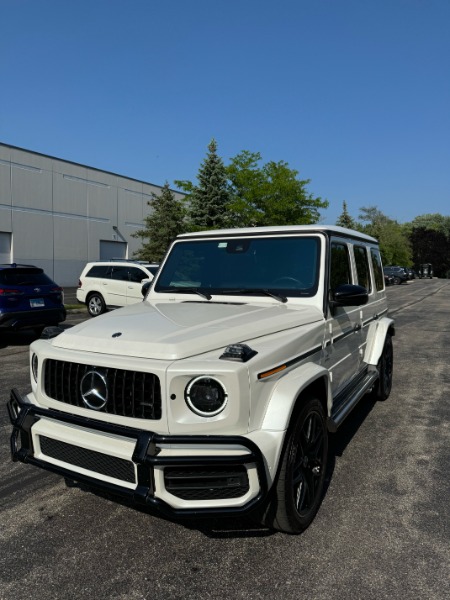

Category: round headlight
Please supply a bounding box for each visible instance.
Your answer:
[31,353,39,382]
[185,376,228,417]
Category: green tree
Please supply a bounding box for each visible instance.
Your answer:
[226,150,328,227]
[336,201,356,229]
[176,139,231,231]
[409,226,450,278]
[405,213,450,238]
[358,206,412,266]
[132,182,186,262]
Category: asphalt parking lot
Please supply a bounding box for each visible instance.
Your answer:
[0,279,449,600]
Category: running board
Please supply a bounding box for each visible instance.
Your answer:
[328,370,379,432]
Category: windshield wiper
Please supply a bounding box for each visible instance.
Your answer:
[158,287,212,300]
[220,289,288,303]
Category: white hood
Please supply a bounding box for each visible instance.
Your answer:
[54,300,324,360]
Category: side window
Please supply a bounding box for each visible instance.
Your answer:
[110,266,129,281]
[86,265,110,278]
[371,248,384,291]
[354,245,371,293]
[330,242,351,290]
[128,267,147,283]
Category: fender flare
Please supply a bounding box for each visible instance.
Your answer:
[364,317,395,366]
[261,362,332,432]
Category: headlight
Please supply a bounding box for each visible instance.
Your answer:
[185,376,228,417]
[31,353,39,382]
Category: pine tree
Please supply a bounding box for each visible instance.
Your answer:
[132,182,186,262]
[336,201,356,229]
[188,139,231,230]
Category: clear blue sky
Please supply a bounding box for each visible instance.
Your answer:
[1,0,449,224]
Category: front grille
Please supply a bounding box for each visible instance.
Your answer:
[39,436,136,483]
[44,359,162,419]
[164,466,250,500]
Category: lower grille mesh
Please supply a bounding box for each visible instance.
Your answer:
[39,436,136,483]
[164,466,249,500]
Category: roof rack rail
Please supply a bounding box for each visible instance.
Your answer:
[93,259,158,265]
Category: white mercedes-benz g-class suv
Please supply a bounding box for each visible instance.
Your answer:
[8,226,394,534]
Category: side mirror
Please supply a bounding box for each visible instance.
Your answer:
[141,281,152,297]
[329,283,368,314]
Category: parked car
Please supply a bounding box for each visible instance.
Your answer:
[76,260,159,317]
[0,263,66,335]
[383,266,409,284]
[418,264,433,279]
[9,225,394,534]
[403,267,415,280]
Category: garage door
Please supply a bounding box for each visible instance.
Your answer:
[99,240,127,260]
[0,232,11,264]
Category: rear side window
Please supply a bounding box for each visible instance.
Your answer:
[128,267,148,283]
[110,266,129,281]
[371,249,384,291]
[329,242,351,290]
[86,265,110,278]
[0,268,53,286]
[354,246,372,293]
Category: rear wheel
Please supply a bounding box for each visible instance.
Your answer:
[373,334,393,401]
[261,396,328,534]
[87,293,106,317]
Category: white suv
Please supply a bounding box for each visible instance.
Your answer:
[76,260,159,317]
[8,226,394,534]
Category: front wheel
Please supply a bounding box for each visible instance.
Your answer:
[87,293,106,317]
[261,396,328,534]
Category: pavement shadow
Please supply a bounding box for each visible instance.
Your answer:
[0,323,75,349]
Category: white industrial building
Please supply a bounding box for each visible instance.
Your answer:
[0,142,184,286]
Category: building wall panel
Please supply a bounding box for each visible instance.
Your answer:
[10,149,53,212]
[0,160,12,231]
[0,143,184,286]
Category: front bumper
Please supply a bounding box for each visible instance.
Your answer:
[8,388,268,517]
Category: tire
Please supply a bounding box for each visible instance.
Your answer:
[373,334,393,401]
[393,277,401,285]
[260,396,328,534]
[87,293,106,317]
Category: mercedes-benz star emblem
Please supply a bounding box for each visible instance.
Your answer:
[80,370,108,411]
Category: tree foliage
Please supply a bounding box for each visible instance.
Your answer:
[132,182,186,262]
[226,151,328,227]
[175,139,231,231]
[406,213,450,239]
[409,227,450,277]
[336,201,356,229]
[358,206,412,266]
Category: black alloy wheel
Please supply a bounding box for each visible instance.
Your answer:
[263,396,328,534]
[374,334,393,401]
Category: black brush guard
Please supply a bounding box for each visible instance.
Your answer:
[8,388,269,518]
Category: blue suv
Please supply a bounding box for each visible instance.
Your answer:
[0,264,66,335]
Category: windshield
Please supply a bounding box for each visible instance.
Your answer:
[154,236,320,298]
